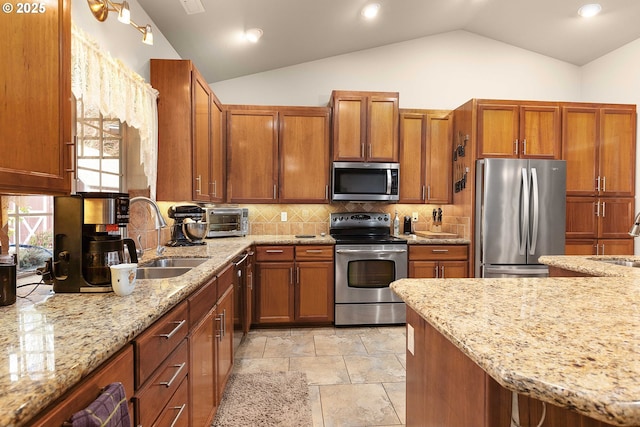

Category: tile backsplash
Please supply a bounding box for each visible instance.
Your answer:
[129,200,470,255]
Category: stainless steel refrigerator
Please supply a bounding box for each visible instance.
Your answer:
[474,158,566,278]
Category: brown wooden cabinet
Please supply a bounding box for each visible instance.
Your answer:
[563,104,636,197]
[409,245,469,278]
[151,59,225,202]
[255,245,334,325]
[477,101,561,159]
[29,345,134,427]
[226,106,330,203]
[566,196,634,255]
[216,265,234,400]
[330,90,399,162]
[0,0,71,194]
[562,103,636,256]
[399,110,453,204]
[133,301,189,427]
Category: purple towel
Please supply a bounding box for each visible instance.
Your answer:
[68,382,130,427]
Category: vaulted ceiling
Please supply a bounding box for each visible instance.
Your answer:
[137,0,640,83]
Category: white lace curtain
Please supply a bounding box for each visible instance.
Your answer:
[71,23,159,198]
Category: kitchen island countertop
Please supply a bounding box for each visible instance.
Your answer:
[391,254,640,426]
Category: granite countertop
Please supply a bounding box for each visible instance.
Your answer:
[391,259,640,426]
[2,232,462,426]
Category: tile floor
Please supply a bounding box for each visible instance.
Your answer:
[234,326,407,427]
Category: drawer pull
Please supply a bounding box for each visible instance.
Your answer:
[169,404,187,427]
[431,249,449,253]
[156,319,186,340]
[265,249,284,253]
[305,249,324,253]
[159,362,186,388]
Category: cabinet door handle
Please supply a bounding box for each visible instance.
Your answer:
[195,175,202,195]
[522,138,527,155]
[222,308,226,337]
[212,180,217,198]
[602,202,606,217]
[368,144,372,159]
[427,185,431,200]
[158,362,186,388]
[290,267,294,285]
[66,137,77,174]
[594,201,600,217]
[266,249,284,253]
[514,139,519,155]
[602,176,606,192]
[600,244,605,255]
[273,184,277,200]
[422,185,426,201]
[596,176,601,192]
[434,266,439,278]
[325,185,329,200]
[156,320,186,340]
[440,266,445,278]
[296,266,300,285]
[431,249,449,253]
[361,143,365,158]
[215,315,222,340]
[168,404,187,427]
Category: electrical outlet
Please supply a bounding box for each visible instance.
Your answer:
[281,212,287,222]
[412,212,419,222]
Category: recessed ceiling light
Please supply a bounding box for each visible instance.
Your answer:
[245,28,263,43]
[578,3,602,18]
[361,3,380,19]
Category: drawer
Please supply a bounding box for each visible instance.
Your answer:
[151,376,189,427]
[295,245,334,261]
[135,339,188,427]
[216,262,234,301]
[188,276,217,329]
[409,245,468,261]
[255,245,294,262]
[135,301,188,388]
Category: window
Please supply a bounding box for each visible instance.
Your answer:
[7,101,125,275]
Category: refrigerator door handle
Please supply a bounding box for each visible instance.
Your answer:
[529,167,539,255]
[520,167,529,255]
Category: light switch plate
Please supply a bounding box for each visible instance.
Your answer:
[281,212,287,222]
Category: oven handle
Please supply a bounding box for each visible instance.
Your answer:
[336,249,407,254]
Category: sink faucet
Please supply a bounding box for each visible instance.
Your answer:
[130,196,168,257]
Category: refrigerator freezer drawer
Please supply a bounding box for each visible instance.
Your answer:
[482,264,549,278]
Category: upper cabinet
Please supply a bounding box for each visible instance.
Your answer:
[562,104,636,197]
[399,110,453,204]
[151,59,225,202]
[330,90,399,162]
[477,100,561,159]
[226,106,330,203]
[0,0,71,195]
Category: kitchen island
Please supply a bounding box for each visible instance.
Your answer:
[391,255,640,426]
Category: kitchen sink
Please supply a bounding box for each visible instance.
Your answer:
[136,266,193,280]
[141,257,208,268]
[592,258,640,268]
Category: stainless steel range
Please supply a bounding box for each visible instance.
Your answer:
[330,212,407,326]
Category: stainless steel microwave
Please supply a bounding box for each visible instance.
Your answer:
[204,207,249,238]
[332,162,400,201]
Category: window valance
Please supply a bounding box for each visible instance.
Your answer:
[71,23,159,198]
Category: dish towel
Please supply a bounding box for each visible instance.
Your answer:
[68,382,131,427]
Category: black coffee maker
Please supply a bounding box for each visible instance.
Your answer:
[52,192,138,293]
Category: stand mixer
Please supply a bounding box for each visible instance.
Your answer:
[167,204,207,246]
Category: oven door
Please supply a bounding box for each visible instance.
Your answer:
[335,244,407,303]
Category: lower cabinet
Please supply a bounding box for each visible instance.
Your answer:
[133,302,189,427]
[406,306,617,427]
[408,244,469,278]
[255,245,334,325]
[29,345,135,427]
[216,266,235,399]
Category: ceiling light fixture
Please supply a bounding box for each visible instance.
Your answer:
[361,3,380,19]
[86,0,154,45]
[577,3,602,18]
[245,28,263,43]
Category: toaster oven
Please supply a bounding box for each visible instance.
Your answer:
[204,207,249,238]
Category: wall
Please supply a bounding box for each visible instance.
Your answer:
[210,30,582,108]
[581,38,640,254]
